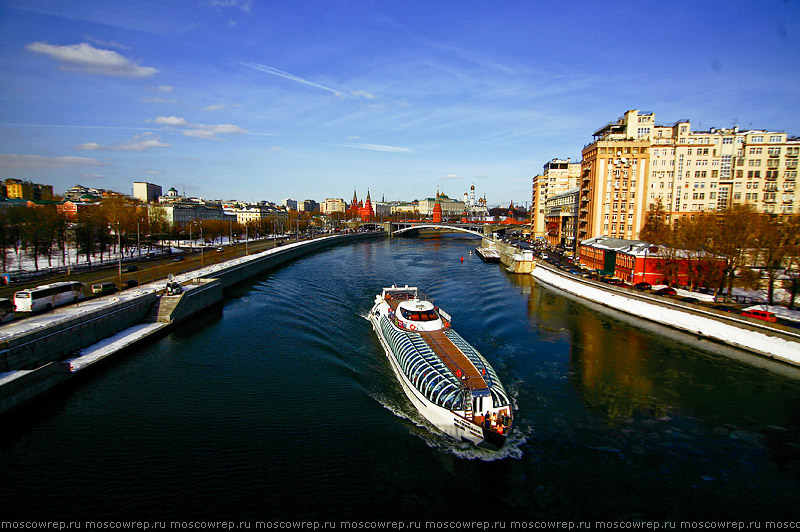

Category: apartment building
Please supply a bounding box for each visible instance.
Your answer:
[544,187,580,250]
[4,178,54,201]
[647,121,798,218]
[531,158,580,239]
[579,113,650,241]
[578,110,799,241]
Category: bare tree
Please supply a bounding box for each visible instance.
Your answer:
[706,204,760,297]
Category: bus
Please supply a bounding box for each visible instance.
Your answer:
[14,281,84,313]
[0,297,14,323]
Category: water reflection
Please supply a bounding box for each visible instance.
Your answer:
[517,273,800,431]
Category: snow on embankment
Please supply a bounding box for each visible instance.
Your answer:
[532,265,800,367]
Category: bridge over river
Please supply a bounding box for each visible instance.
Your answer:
[355,220,517,237]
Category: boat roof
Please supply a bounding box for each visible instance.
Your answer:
[419,329,488,393]
[383,292,488,393]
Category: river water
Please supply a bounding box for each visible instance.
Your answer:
[2,235,800,521]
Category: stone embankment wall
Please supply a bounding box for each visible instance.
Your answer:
[482,237,534,274]
[0,292,157,372]
[532,262,800,366]
[0,362,72,414]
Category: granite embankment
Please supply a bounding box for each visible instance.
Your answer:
[532,262,800,367]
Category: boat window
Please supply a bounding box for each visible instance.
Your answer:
[400,308,439,322]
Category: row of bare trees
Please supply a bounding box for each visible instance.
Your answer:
[0,197,326,274]
[640,202,800,308]
[0,197,172,272]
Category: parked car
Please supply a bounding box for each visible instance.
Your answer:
[173,256,185,262]
[712,305,738,313]
[633,282,652,291]
[122,265,138,272]
[216,247,224,252]
[741,309,777,323]
[92,282,117,296]
[124,279,139,289]
[654,287,677,296]
[679,296,700,304]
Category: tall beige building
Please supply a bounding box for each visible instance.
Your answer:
[578,110,799,241]
[531,158,580,239]
[579,113,651,241]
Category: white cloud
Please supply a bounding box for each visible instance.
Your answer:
[74,135,170,151]
[209,0,252,12]
[149,115,188,126]
[182,123,248,140]
[270,146,283,151]
[0,154,104,169]
[346,136,360,141]
[26,42,158,78]
[183,129,217,140]
[334,143,412,153]
[443,174,460,180]
[202,104,227,111]
[205,123,247,135]
[148,115,248,140]
[351,90,376,100]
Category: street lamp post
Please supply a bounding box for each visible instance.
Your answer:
[117,222,122,289]
[193,221,204,266]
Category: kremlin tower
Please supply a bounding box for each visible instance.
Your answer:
[360,189,375,222]
[432,189,443,223]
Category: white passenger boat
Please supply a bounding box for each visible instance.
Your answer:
[369,285,513,450]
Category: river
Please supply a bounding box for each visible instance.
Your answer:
[2,235,799,521]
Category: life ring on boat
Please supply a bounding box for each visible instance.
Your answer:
[408,323,417,331]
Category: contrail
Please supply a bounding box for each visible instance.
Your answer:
[240,61,344,97]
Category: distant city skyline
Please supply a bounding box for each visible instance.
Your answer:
[1,1,799,206]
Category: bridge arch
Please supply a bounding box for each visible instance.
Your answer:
[391,224,484,238]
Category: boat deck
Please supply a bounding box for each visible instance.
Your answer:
[417,329,488,390]
[384,294,488,390]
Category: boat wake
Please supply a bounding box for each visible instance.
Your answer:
[370,390,528,461]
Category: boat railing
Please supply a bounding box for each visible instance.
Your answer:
[382,285,428,302]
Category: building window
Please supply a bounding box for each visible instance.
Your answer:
[769,135,782,143]
[752,136,764,143]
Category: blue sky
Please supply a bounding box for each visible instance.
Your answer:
[1,0,799,207]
